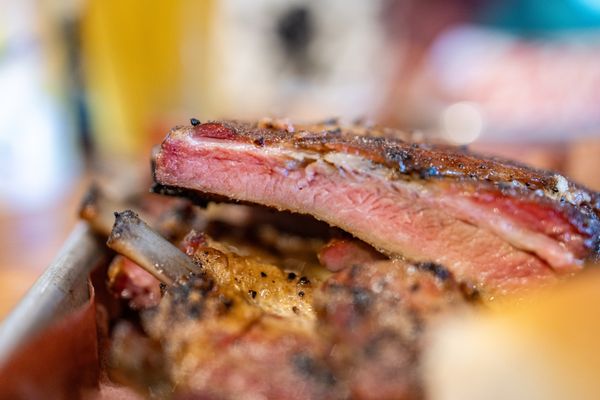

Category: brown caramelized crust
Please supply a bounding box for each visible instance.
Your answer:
[315,259,473,399]
[159,119,600,262]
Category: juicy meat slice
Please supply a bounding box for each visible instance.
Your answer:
[153,120,600,296]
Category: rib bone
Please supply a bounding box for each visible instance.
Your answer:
[107,210,198,285]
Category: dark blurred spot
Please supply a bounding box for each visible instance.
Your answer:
[276,6,313,55]
[415,262,451,281]
[351,287,372,314]
[292,353,337,387]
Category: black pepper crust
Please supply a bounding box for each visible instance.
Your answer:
[215,121,598,203]
[158,119,600,260]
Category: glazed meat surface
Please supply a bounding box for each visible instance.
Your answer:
[153,119,600,297]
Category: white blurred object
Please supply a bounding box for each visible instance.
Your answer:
[440,101,484,144]
[425,270,600,400]
[196,0,399,121]
[0,1,81,211]
[576,0,600,13]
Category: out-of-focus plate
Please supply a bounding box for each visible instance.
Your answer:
[0,223,105,367]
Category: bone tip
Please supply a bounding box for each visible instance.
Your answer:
[108,210,141,245]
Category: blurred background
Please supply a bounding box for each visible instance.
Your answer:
[0,0,599,318]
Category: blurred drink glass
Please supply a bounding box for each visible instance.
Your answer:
[81,0,214,159]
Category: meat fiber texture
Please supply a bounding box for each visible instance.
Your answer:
[153,119,600,299]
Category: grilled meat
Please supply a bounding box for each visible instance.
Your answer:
[316,259,473,400]
[101,195,478,399]
[132,233,469,399]
[182,229,323,321]
[89,117,600,398]
[81,185,206,307]
[107,256,162,310]
[153,119,600,296]
[143,271,343,399]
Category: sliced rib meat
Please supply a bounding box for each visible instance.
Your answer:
[153,120,600,296]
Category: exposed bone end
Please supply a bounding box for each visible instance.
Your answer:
[107,210,199,286]
[108,210,141,244]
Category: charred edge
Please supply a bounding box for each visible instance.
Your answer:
[159,283,168,296]
[171,273,215,319]
[171,271,212,299]
[150,183,260,209]
[108,210,141,246]
[414,262,452,282]
[298,276,311,285]
[379,150,443,179]
[419,166,440,179]
[150,183,214,207]
[385,148,413,174]
[107,211,199,286]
